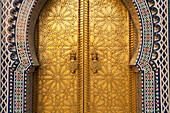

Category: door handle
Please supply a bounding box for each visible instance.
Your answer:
[68,50,77,73]
[91,51,101,73]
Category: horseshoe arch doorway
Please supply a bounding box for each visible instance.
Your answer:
[32,0,139,112]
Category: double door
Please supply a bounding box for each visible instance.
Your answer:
[33,0,136,112]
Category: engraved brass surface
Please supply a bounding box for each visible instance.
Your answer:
[34,0,136,113]
[129,16,137,113]
[34,0,79,112]
[89,0,132,112]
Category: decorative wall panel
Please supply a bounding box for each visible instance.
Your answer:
[150,0,169,112]
[133,0,155,112]
[0,0,169,113]
[0,0,15,113]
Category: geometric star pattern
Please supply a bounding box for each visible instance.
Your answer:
[33,0,78,112]
[33,0,135,112]
[89,0,131,112]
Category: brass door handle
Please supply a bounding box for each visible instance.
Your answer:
[68,50,77,73]
[91,51,101,73]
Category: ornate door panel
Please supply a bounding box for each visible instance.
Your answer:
[33,0,136,113]
[34,0,80,112]
[89,0,131,112]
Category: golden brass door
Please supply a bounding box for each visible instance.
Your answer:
[33,0,136,113]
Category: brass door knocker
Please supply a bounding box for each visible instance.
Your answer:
[90,51,101,73]
[68,50,77,73]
